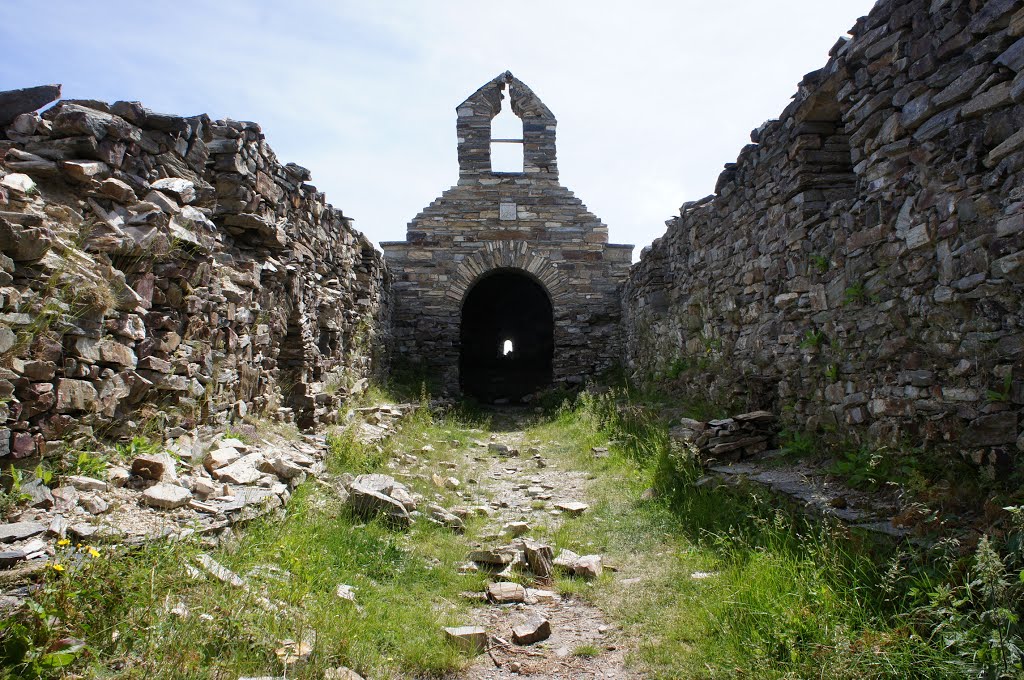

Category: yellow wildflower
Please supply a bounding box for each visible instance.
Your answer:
[51,563,65,572]
[57,538,70,547]
[88,546,100,558]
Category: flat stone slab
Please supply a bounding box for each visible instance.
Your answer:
[142,483,192,509]
[0,84,61,126]
[487,581,526,603]
[0,522,45,543]
[444,626,488,654]
[554,501,589,515]
[469,548,516,565]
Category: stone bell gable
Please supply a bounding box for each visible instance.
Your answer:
[382,71,633,401]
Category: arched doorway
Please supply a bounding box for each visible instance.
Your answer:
[460,269,554,402]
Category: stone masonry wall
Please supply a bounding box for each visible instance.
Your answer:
[623,0,1024,469]
[383,72,633,393]
[0,88,390,460]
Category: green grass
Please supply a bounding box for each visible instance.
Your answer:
[4,388,1021,679]
[1,405,495,679]
[520,391,1022,679]
[573,643,602,658]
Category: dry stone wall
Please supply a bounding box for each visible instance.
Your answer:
[623,0,1024,470]
[0,88,390,461]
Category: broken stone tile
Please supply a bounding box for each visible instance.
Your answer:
[574,555,603,580]
[196,553,245,587]
[141,482,192,509]
[554,500,589,515]
[512,616,551,645]
[444,626,488,654]
[211,453,263,485]
[0,521,45,543]
[502,521,530,537]
[65,475,108,492]
[131,453,177,482]
[487,581,526,603]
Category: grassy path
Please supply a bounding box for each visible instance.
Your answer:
[4,397,985,678]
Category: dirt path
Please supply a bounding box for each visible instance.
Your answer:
[452,410,639,680]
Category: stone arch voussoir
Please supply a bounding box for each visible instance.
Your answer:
[446,240,568,308]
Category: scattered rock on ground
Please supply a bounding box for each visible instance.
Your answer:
[444,626,489,654]
[512,616,551,645]
[141,483,192,509]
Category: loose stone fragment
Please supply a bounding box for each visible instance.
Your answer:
[523,539,554,579]
[142,483,192,509]
[65,475,108,492]
[553,549,581,572]
[502,521,530,537]
[574,555,603,580]
[444,626,488,654]
[211,453,263,485]
[487,581,526,603]
[554,501,589,515]
[0,522,45,543]
[524,588,560,604]
[80,494,109,514]
[0,84,61,126]
[204,447,242,471]
[195,553,246,587]
[427,504,465,532]
[275,638,313,666]
[347,481,411,527]
[131,453,177,482]
[512,617,551,645]
[324,668,364,680]
[469,548,516,565]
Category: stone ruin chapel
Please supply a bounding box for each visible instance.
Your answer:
[383,72,633,402]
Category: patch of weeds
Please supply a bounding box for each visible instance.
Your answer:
[48,448,111,479]
[827,444,925,491]
[114,435,160,460]
[799,328,826,350]
[825,363,839,381]
[843,281,869,306]
[326,427,384,474]
[778,429,820,458]
[223,426,256,446]
[811,253,830,273]
[0,466,32,516]
[573,643,602,658]
[664,356,689,380]
[986,374,1012,404]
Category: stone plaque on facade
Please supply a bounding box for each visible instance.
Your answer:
[499,202,517,221]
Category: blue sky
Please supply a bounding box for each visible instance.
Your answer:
[2,1,877,256]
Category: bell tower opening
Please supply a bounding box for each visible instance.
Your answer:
[490,89,524,173]
[460,269,553,402]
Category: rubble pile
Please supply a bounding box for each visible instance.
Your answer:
[670,410,778,462]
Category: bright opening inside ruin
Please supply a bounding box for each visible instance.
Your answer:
[460,269,553,402]
[490,90,523,173]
